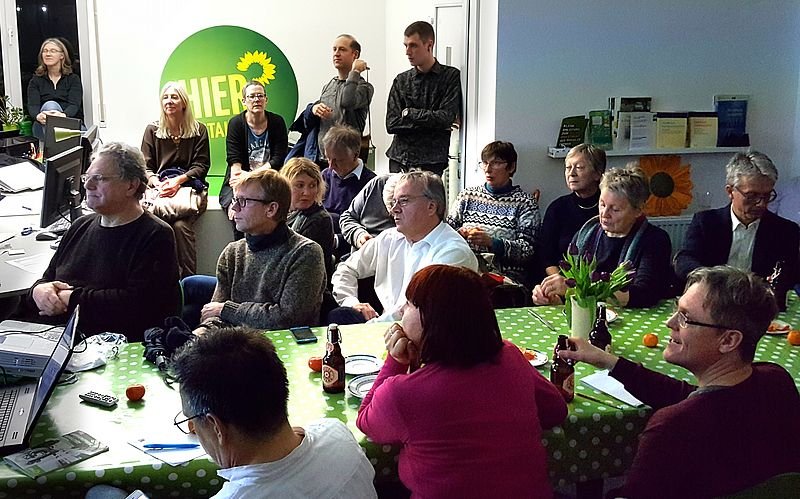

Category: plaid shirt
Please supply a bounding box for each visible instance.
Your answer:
[385,61,462,167]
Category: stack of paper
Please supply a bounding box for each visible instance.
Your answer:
[0,161,44,193]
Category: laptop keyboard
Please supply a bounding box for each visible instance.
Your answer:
[0,387,20,441]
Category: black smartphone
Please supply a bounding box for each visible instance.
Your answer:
[290,326,317,344]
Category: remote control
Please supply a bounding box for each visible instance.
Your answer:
[79,391,118,407]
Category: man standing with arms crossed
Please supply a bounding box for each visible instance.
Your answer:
[313,34,373,162]
[386,21,462,176]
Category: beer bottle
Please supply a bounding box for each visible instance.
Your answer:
[550,335,575,402]
[322,323,345,393]
[589,302,612,353]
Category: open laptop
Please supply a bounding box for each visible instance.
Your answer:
[0,315,76,377]
[0,305,78,455]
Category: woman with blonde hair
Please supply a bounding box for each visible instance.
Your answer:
[27,37,84,139]
[140,81,210,278]
[281,158,334,281]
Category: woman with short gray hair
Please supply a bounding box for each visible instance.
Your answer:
[532,164,673,308]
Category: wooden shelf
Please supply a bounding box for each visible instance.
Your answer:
[547,146,747,159]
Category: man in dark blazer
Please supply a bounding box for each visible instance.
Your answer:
[675,151,799,310]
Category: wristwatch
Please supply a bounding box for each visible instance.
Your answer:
[402,108,409,118]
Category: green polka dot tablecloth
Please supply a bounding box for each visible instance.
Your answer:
[1,295,798,497]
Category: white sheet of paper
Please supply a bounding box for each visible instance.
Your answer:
[129,434,207,467]
[0,190,43,217]
[5,252,52,274]
[581,370,644,407]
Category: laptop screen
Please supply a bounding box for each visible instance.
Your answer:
[29,306,78,426]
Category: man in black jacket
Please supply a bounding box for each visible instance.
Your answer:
[675,151,799,310]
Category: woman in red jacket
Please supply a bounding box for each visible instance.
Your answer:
[357,265,568,498]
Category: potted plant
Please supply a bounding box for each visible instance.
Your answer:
[560,242,634,339]
[0,95,24,131]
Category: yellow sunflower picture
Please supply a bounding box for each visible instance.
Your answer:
[236,50,277,86]
[640,155,693,216]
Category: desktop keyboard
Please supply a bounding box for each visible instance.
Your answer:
[0,387,20,441]
[46,218,71,236]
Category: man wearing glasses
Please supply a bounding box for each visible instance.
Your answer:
[675,151,799,310]
[561,265,800,498]
[173,327,377,498]
[220,80,289,240]
[26,142,180,341]
[185,168,325,331]
[330,171,477,324]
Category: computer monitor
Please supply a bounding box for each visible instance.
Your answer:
[43,115,81,159]
[40,145,84,229]
[80,124,100,170]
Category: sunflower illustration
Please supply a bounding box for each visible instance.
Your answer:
[236,50,276,85]
[641,155,693,216]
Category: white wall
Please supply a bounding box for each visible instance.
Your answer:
[495,0,800,212]
[89,0,390,170]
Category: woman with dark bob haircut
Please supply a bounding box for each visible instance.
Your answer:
[357,265,567,498]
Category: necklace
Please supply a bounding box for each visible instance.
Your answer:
[169,131,182,144]
[575,192,599,210]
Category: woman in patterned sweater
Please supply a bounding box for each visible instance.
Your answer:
[446,141,540,287]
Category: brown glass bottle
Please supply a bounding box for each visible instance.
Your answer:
[322,323,345,393]
[550,335,575,402]
[589,302,612,353]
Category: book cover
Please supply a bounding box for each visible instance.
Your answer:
[608,96,652,113]
[714,94,749,146]
[655,112,688,149]
[629,112,656,150]
[3,430,108,478]
[688,111,718,148]
[588,110,612,150]
[613,112,632,150]
[556,115,588,148]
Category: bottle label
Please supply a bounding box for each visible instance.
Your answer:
[322,365,339,386]
[563,373,575,396]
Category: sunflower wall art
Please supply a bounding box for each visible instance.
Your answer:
[640,155,693,216]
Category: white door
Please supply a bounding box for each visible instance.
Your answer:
[434,3,466,201]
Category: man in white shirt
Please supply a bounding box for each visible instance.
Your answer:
[675,151,800,310]
[331,170,478,323]
[171,326,377,499]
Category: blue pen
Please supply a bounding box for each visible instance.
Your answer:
[143,443,200,450]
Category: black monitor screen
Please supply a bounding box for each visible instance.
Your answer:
[41,145,83,229]
[44,116,81,159]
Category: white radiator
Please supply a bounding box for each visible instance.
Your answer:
[649,215,693,258]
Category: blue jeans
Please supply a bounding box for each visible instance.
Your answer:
[32,100,63,140]
[85,485,131,499]
[181,275,217,328]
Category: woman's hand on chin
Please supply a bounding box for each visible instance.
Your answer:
[384,323,418,366]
